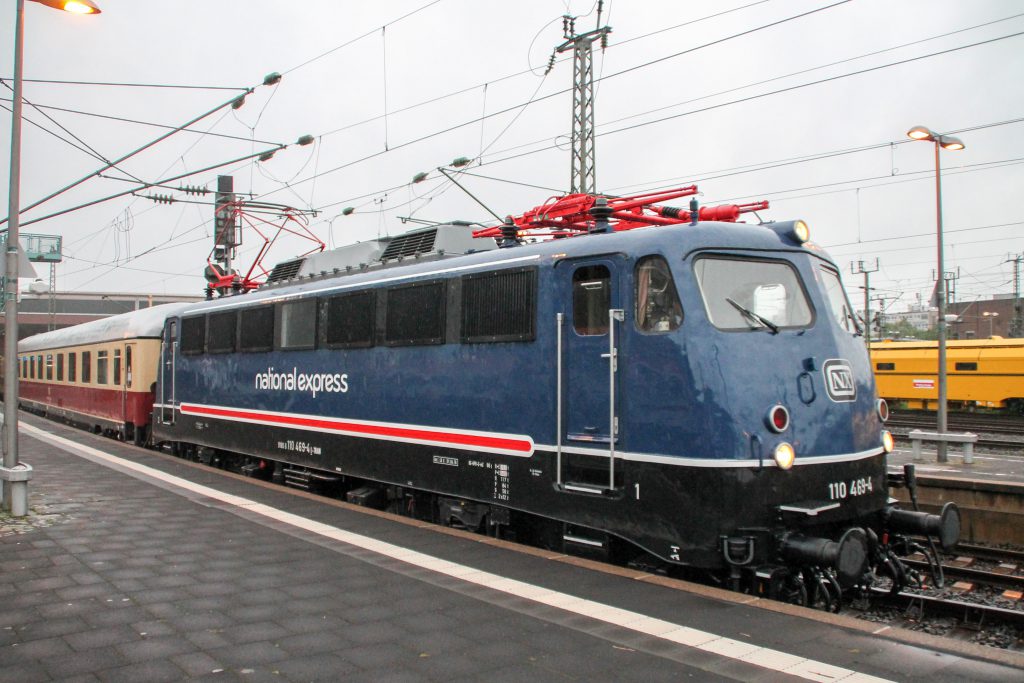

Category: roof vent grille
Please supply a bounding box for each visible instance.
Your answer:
[267,258,305,283]
[380,229,437,261]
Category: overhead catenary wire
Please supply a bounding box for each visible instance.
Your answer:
[0,82,151,189]
[256,25,1024,214]
[41,3,1023,298]
[0,88,258,229]
[0,94,282,146]
[4,77,249,91]
[258,0,858,205]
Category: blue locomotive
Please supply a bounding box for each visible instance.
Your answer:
[18,187,958,606]
[140,188,958,606]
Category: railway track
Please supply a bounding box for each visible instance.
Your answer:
[889,411,1024,436]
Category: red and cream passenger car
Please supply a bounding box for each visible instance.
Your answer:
[17,303,189,445]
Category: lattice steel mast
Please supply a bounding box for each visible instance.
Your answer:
[552,12,611,194]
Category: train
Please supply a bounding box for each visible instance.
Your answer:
[15,189,960,607]
[871,338,1024,414]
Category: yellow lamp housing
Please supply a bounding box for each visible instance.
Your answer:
[31,0,101,13]
[791,220,810,243]
[768,220,810,245]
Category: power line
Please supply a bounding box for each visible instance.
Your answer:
[257,0,857,204]
[484,12,1024,166]
[0,93,282,146]
[7,77,248,91]
[282,0,445,75]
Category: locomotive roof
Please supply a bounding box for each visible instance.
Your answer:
[18,302,193,353]
[183,219,826,316]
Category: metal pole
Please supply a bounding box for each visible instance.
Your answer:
[934,140,948,463]
[608,309,616,490]
[555,313,563,486]
[2,0,31,515]
[863,269,870,347]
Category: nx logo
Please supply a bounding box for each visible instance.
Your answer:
[823,359,857,402]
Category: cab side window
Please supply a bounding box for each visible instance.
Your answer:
[635,256,683,333]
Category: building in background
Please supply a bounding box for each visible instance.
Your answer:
[0,290,203,346]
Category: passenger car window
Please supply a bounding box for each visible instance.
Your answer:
[278,298,317,350]
[572,265,611,335]
[695,257,813,331]
[635,256,682,333]
[97,350,109,385]
[819,266,860,333]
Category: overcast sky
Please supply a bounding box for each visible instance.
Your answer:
[1,0,1022,313]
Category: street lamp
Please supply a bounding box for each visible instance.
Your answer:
[907,125,965,463]
[982,311,999,338]
[2,0,101,516]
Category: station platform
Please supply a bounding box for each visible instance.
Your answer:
[888,442,1024,485]
[2,413,1022,682]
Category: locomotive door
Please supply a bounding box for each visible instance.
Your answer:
[558,258,624,490]
[159,320,177,425]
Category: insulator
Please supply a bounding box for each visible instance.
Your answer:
[451,156,472,168]
[231,95,246,110]
[589,196,613,233]
[412,171,429,184]
[499,217,520,248]
[342,207,355,216]
[263,72,282,86]
[296,134,315,146]
[258,151,276,162]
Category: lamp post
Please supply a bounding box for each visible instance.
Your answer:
[907,125,965,463]
[982,311,999,338]
[3,0,101,516]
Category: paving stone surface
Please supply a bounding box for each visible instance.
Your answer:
[4,415,1023,682]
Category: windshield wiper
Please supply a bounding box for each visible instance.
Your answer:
[844,305,863,336]
[726,297,779,334]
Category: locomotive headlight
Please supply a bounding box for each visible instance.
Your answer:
[791,220,810,244]
[881,430,895,454]
[876,398,890,422]
[773,442,796,470]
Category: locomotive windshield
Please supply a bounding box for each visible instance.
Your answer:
[819,266,861,334]
[695,256,813,331]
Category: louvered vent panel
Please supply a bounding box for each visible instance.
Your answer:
[266,258,305,283]
[380,229,437,261]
